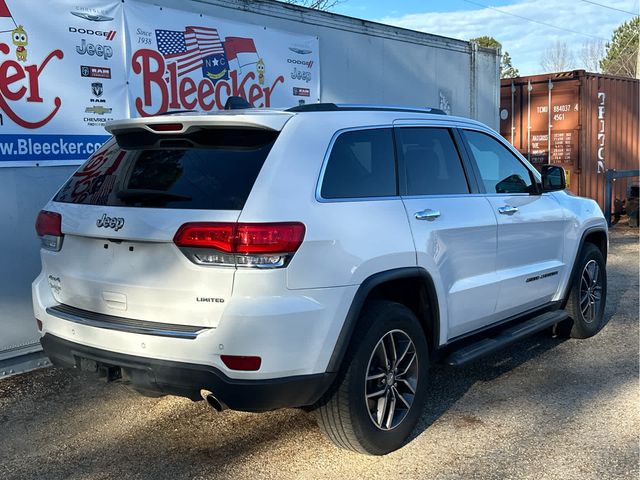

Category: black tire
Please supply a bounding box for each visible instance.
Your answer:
[560,243,607,339]
[315,300,429,455]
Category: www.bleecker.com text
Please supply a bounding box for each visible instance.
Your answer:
[0,138,103,157]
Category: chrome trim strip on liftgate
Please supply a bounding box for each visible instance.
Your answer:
[46,304,208,339]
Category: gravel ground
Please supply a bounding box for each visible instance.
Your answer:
[1,226,638,480]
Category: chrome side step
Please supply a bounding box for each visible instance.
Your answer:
[446,310,569,366]
[46,304,209,339]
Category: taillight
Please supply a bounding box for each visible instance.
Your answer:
[174,222,305,268]
[221,355,262,371]
[35,210,63,251]
[174,223,236,252]
[235,223,305,254]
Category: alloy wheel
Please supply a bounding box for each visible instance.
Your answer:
[364,329,418,431]
[580,259,602,324]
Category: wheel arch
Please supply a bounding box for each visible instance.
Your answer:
[562,226,608,307]
[325,267,440,373]
[582,228,607,260]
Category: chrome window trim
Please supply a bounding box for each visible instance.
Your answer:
[314,120,544,203]
[399,192,549,200]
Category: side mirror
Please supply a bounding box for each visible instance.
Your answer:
[541,165,566,192]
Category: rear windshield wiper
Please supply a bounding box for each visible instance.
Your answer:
[116,189,192,204]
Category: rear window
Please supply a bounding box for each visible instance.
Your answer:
[53,129,278,210]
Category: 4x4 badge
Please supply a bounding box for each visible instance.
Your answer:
[96,213,124,231]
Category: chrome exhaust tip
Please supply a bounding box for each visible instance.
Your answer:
[200,389,227,412]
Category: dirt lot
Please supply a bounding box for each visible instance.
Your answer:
[1,226,638,480]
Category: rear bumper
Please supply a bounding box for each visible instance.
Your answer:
[33,271,356,379]
[41,334,335,412]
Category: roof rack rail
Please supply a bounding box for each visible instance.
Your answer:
[286,103,447,115]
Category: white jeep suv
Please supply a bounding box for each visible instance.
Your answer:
[33,103,608,455]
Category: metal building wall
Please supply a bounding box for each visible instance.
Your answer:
[0,166,75,362]
[139,0,500,128]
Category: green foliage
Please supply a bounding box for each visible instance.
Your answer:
[470,36,520,79]
[600,16,639,78]
[501,51,520,78]
[470,35,501,50]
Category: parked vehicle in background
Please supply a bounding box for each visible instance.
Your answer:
[33,103,608,454]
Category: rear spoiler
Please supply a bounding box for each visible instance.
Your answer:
[105,110,294,137]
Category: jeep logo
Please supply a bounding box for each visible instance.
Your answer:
[76,39,113,59]
[96,214,124,231]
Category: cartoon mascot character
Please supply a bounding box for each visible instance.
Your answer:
[256,58,265,86]
[12,25,28,62]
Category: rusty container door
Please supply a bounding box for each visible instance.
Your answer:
[500,73,581,194]
[579,74,639,209]
[500,71,639,211]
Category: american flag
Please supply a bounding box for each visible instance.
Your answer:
[155,26,225,77]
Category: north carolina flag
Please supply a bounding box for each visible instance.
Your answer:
[0,0,15,33]
[223,37,260,72]
[156,26,225,77]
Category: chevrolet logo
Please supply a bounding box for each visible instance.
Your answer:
[85,106,112,115]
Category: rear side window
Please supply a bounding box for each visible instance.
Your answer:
[396,127,469,196]
[53,129,278,210]
[320,128,396,199]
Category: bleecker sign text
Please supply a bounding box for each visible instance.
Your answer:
[0,43,63,129]
[131,49,285,116]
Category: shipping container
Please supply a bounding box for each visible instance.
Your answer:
[500,70,639,210]
[0,0,500,372]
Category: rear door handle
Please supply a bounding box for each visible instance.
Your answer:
[498,205,518,215]
[415,209,441,221]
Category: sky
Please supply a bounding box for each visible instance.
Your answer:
[332,0,640,75]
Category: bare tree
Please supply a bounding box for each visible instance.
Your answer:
[279,0,342,10]
[580,40,605,72]
[540,41,575,72]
